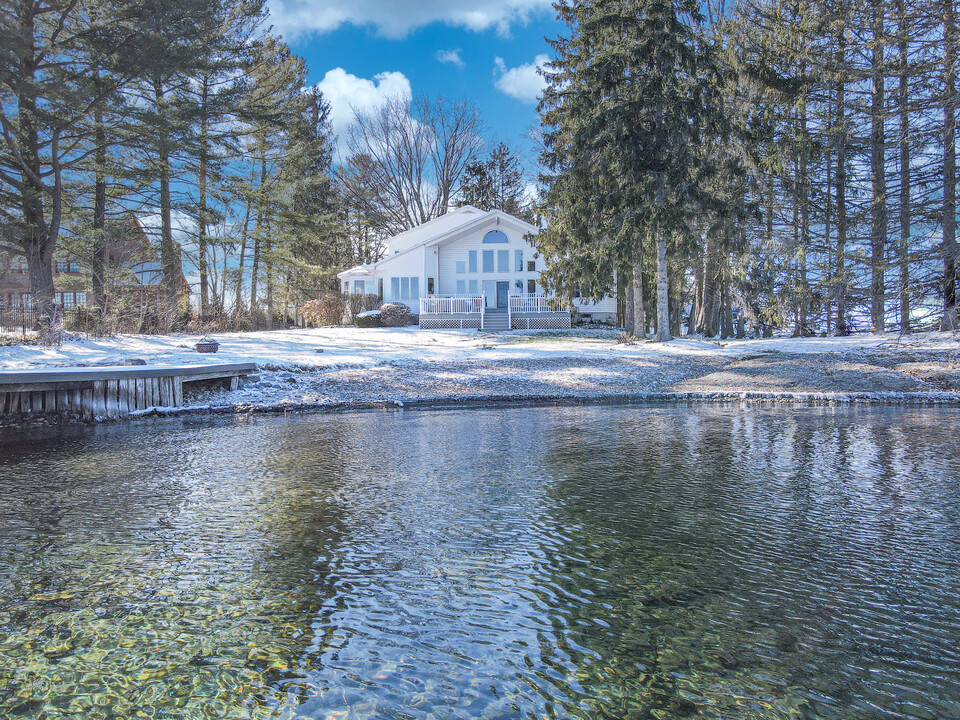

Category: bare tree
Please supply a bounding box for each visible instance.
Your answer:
[340,94,484,236]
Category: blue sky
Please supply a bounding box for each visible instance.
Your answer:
[265,0,565,172]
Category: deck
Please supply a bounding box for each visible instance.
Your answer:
[0,362,256,421]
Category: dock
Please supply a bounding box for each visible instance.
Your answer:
[0,363,256,421]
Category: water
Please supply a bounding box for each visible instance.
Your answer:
[1,405,959,720]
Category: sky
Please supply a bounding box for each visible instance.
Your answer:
[264,0,566,171]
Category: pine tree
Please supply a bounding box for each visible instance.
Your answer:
[538,0,730,341]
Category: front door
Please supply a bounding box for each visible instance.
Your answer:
[496,281,509,309]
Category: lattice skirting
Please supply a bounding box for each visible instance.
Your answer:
[419,317,482,329]
[511,315,572,330]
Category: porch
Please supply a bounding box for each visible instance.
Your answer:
[418,295,571,331]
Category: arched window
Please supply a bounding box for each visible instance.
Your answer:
[482,230,509,243]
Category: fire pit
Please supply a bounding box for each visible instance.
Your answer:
[195,337,219,354]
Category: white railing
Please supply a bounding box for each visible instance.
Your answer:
[420,296,483,314]
[509,294,566,313]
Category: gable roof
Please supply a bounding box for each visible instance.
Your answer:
[338,208,539,279]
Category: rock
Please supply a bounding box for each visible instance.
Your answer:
[315,348,324,353]
[124,358,147,366]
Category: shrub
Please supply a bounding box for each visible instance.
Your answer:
[616,331,637,345]
[302,293,346,326]
[355,310,383,328]
[345,292,381,320]
[379,302,412,327]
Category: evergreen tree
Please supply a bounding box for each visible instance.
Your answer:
[538,0,730,341]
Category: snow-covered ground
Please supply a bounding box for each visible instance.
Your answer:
[2,326,958,416]
[2,325,957,371]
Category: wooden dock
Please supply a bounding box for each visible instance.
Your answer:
[0,363,256,422]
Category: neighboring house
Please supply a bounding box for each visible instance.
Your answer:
[0,216,169,310]
[0,257,87,309]
[337,206,617,330]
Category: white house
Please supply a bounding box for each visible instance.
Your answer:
[337,206,617,330]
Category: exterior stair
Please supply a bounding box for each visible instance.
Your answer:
[482,309,510,332]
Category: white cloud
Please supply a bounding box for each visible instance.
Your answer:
[494,54,549,104]
[435,48,465,69]
[316,68,412,157]
[266,0,552,39]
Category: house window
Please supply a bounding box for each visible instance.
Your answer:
[468,279,478,294]
[515,250,523,273]
[394,276,420,300]
[456,280,466,295]
[482,250,494,272]
[427,278,434,295]
[456,261,466,274]
[482,230,508,243]
[527,260,536,272]
[55,261,79,273]
[497,250,509,272]
[76,292,86,306]
[468,251,477,273]
[527,279,536,294]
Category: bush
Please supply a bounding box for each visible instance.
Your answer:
[379,302,412,327]
[345,292,381,320]
[355,310,383,328]
[301,293,346,326]
[616,331,637,345]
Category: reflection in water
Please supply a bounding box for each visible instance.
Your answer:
[0,406,958,719]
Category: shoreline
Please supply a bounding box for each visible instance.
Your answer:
[2,326,958,426]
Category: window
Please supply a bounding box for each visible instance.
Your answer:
[427,278,434,295]
[76,292,86,306]
[401,277,410,299]
[482,230,508,243]
[55,261,79,273]
[468,280,478,294]
[527,260,536,272]
[482,250,494,272]
[497,250,509,272]
[515,250,523,273]
[468,251,477,273]
[456,261,466,274]
[410,277,419,298]
[391,277,400,299]
[527,279,536,294]
[456,280,466,295]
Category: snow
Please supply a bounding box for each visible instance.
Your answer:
[0,326,956,372]
[1,326,957,418]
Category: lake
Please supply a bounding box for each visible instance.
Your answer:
[1,405,958,719]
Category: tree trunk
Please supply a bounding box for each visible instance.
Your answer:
[198,74,210,320]
[155,77,181,328]
[798,74,811,336]
[942,0,958,330]
[624,281,634,332]
[898,0,911,333]
[234,164,255,314]
[698,237,719,336]
[835,28,849,336]
[92,97,107,314]
[656,236,671,342]
[870,0,887,334]
[249,143,267,315]
[632,261,645,338]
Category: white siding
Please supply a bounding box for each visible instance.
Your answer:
[437,224,542,299]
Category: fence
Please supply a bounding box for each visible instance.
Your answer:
[420,296,484,314]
